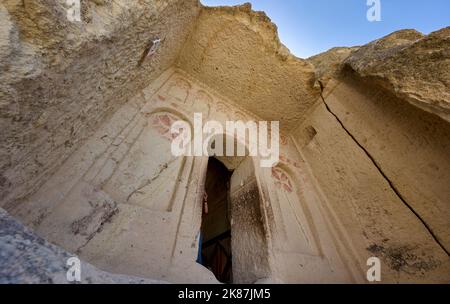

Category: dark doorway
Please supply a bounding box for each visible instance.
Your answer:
[199,157,233,283]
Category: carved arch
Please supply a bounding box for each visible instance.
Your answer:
[270,165,317,255]
[165,77,191,103]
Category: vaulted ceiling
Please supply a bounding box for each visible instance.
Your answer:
[177,4,321,132]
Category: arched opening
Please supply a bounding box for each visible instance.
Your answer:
[197,134,271,283]
[199,157,233,283]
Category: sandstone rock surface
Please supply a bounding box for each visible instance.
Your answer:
[0,208,165,284]
[177,3,320,131]
[0,0,449,284]
[0,0,200,209]
[308,46,359,86]
[344,28,450,122]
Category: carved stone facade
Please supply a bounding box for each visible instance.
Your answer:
[5,69,351,283]
[0,1,449,284]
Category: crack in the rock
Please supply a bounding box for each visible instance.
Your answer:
[318,81,449,257]
[76,157,179,254]
[75,202,119,255]
[126,157,178,203]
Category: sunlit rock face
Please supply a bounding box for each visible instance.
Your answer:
[176,3,321,132]
[344,28,450,122]
[0,208,167,284]
[0,1,449,284]
[308,46,360,87]
[0,0,201,209]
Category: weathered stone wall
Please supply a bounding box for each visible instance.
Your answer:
[6,68,351,283]
[296,28,450,282]
[4,70,244,282]
[1,1,448,284]
[6,69,212,283]
[324,74,450,254]
[345,28,450,123]
[230,157,271,284]
[176,3,320,131]
[299,27,450,283]
[0,0,201,209]
[0,208,166,284]
[291,96,450,283]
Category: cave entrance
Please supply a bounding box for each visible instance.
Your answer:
[199,157,233,283]
[199,155,271,284]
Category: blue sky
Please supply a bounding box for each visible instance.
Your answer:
[200,0,450,58]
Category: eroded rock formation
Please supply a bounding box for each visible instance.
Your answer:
[176,3,320,131]
[0,1,449,284]
[345,28,450,122]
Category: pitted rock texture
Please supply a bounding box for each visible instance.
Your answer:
[308,46,359,87]
[0,208,165,284]
[177,3,320,131]
[0,0,200,209]
[0,0,449,284]
[344,28,450,122]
